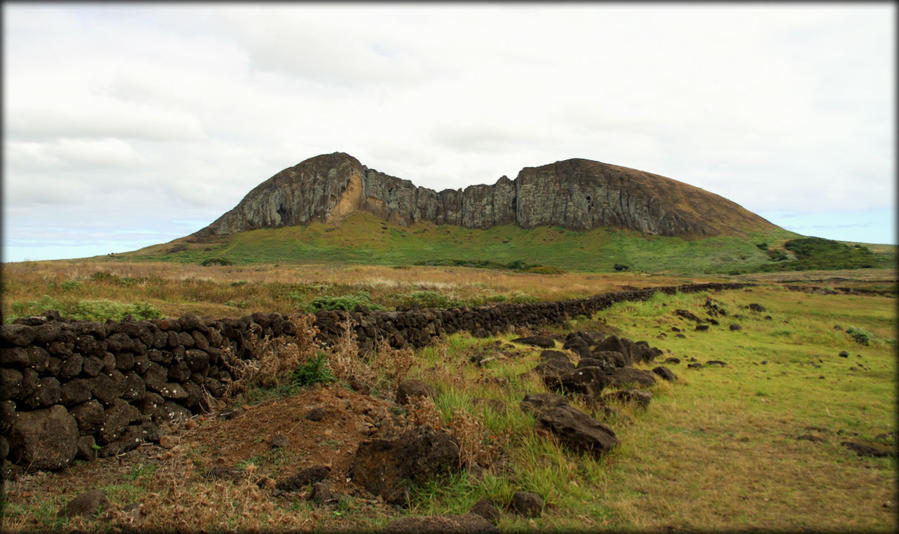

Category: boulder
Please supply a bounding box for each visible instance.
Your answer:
[652,366,677,382]
[469,498,500,524]
[608,367,656,388]
[351,425,460,505]
[510,336,556,348]
[604,389,653,409]
[57,490,108,518]
[535,405,618,458]
[396,379,436,405]
[276,465,331,492]
[510,491,543,517]
[9,405,79,470]
[520,392,569,415]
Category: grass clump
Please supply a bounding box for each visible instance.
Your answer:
[290,353,336,387]
[307,291,384,312]
[846,326,873,346]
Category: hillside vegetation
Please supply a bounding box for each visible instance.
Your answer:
[123,212,893,275]
[125,212,807,274]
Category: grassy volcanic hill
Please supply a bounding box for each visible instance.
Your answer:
[124,153,892,274]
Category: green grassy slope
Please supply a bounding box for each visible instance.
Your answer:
[122,212,894,274]
[123,213,796,274]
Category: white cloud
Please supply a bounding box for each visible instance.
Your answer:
[3,3,895,262]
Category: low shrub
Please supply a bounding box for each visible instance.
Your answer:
[399,290,462,309]
[307,292,384,312]
[200,257,233,266]
[291,353,336,387]
[847,326,873,346]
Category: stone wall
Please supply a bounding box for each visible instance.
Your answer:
[0,282,748,473]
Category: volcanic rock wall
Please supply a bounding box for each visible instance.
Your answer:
[193,153,776,239]
[0,282,747,473]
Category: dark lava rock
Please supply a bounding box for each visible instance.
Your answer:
[749,303,766,312]
[350,425,460,505]
[396,379,436,405]
[652,366,677,382]
[674,309,703,323]
[510,491,543,517]
[535,405,618,458]
[706,360,727,367]
[9,404,78,470]
[311,480,337,503]
[381,514,498,533]
[270,433,289,449]
[839,351,849,358]
[796,434,826,443]
[520,392,569,415]
[687,363,704,369]
[729,323,743,331]
[841,441,894,458]
[663,357,681,365]
[558,366,611,400]
[277,465,331,492]
[695,324,710,331]
[305,407,328,421]
[603,389,652,409]
[470,498,500,524]
[511,336,556,348]
[608,367,656,388]
[57,490,108,518]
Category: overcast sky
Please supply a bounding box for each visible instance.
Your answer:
[4,3,895,262]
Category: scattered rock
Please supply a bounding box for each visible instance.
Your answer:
[520,392,569,415]
[277,465,331,492]
[796,434,826,442]
[270,433,289,450]
[305,407,327,421]
[311,480,336,504]
[663,357,680,365]
[839,351,849,358]
[381,514,498,533]
[469,498,500,524]
[535,404,618,458]
[674,309,703,323]
[350,425,460,505]
[604,389,652,409]
[687,363,704,369]
[511,336,556,348]
[58,490,108,518]
[748,303,766,312]
[695,324,710,331]
[510,491,543,517]
[608,367,656,388]
[652,366,677,382]
[729,324,742,331]
[396,379,436,405]
[9,404,78,470]
[705,360,727,367]
[841,441,894,458]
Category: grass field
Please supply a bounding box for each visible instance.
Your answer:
[122,211,823,274]
[2,263,895,531]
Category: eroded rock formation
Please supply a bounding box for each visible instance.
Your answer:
[192,152,777,239]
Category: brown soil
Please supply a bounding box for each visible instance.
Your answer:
[3,385,411,531]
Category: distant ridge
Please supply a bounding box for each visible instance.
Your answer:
[192,152,780,240]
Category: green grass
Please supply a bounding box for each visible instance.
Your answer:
[125,212,814,274]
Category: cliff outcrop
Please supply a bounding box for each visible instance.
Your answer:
[192,152,776,239]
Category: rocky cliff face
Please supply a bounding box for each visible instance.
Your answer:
[192,152,777,239]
